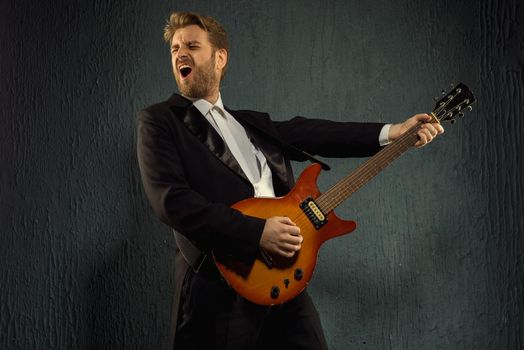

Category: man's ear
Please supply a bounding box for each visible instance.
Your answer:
[215,48,228,71]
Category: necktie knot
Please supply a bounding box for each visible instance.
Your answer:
[211,106,225,119]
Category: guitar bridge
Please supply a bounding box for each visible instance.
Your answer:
[299,197,327,230]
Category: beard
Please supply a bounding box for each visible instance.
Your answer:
[174,52,218,99]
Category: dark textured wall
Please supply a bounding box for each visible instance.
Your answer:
[1,0,522,349]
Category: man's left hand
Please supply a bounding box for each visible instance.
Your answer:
[388,113,445,148]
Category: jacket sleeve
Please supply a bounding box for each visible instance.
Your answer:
[272,116,385,159]
[136,109,265,262]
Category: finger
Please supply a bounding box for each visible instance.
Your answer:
[280,242,302,252]
[287,225,301,236]
[278,220,300,235]
[275,247,295,258]
[418,130,428,142]
[416,132,428,147]
[418,128,437,143]
[428,124,440,136]
[415,113,432,122]
[279,216,297,226]
[281,234,303,245]
[421,124,438,137]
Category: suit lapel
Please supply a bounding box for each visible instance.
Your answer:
[230,110,291,192]
[168,94,250,184]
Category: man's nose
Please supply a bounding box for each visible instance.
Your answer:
[176,47,189,59]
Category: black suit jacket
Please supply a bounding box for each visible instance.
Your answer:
[136,93,385,348]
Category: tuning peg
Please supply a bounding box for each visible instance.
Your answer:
[441,89,446,95]
[467,105,473,111]
[450,83,455,89]
[450,119,456,124]
[434,96,440,101]
[458,112,464,118]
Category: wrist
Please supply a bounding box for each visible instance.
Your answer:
[388,123,402,141]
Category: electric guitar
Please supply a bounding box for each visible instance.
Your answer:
[214,83,476,306]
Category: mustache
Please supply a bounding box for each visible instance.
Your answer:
[177,58,193,66]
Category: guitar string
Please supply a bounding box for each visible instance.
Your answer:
[286,101,449,226]
[291,120,430,228]
[288,101,451,228]
[316,91,468,213]
[287,124,420,230]
[317,103,454,212]
[318,125,418,211]
[286,93,465,231]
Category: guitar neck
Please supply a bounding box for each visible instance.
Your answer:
[315,123,422,214]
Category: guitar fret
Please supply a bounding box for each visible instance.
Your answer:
[317,83,475,215]
[317,124,420,213]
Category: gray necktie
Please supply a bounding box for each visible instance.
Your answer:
[210,106,260,183]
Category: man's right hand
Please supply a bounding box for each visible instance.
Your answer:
[259,217,303,258]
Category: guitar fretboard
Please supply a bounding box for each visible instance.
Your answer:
[315,123,422,213]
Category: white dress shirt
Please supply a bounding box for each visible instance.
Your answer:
[192,95,276,198]
[190,94,392,198]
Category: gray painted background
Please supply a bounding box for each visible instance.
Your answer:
[1,0,522,349]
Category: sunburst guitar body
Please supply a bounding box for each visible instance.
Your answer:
[214,163,355,305]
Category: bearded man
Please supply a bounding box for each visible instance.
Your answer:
[137,11,443,350]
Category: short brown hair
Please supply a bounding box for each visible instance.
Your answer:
[164,12,228,51]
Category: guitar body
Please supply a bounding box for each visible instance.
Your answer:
[214,163,357,305]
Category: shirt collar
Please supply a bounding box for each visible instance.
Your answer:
[188,94,226,117]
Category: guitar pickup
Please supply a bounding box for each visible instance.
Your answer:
[299,197,328,230]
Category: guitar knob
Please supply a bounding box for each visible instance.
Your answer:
[294,268,304,281]
[270,286,280,299]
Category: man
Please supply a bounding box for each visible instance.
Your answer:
[137,11,443,350]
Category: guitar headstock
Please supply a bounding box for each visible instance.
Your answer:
[432,82,476,124]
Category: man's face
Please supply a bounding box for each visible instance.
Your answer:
[170,25,226,100]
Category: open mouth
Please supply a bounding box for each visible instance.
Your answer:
[179,65,192,78]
